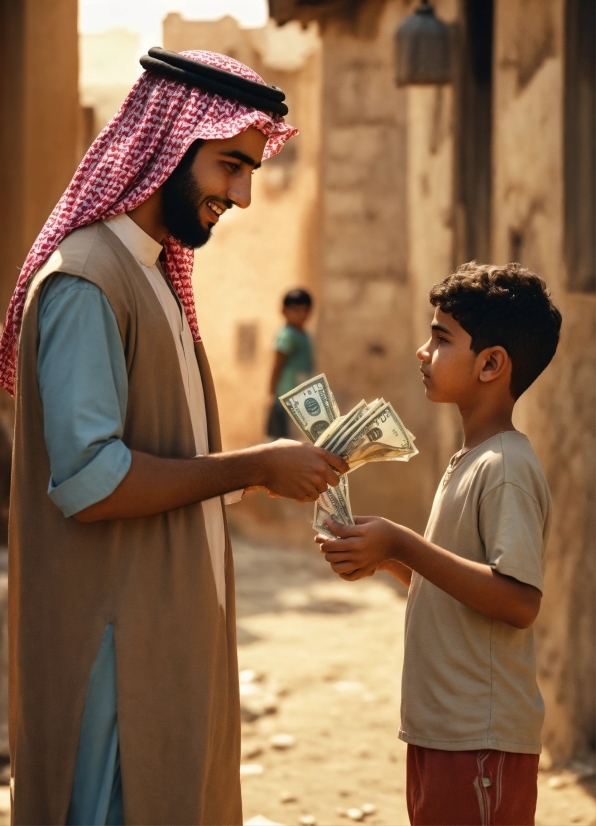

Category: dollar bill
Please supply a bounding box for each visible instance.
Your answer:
[278,374,418,540]
[314,400,368,451]
[338,401,418,470]
[313,475,354,538]
[323,399,384,455]
[279,374,340,443]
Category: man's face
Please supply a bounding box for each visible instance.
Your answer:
[416,308,479,404]
[162,127,268,249]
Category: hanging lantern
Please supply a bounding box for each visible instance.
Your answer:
[395,1,452,86]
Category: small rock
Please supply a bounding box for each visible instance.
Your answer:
[240,683,262,697]
[239,669,261,684]
[299,816,316,826]
[241,744,263,760]
[241,704,261,723]
[263,696,279,715]
[241,696,278,722]
[361,804,376,816]
[240,763,264,776]
[270,733,296,750]
[244,817,283,826]
[279,790,297,804]
[347,808,364,822]
[547,774,568,789]
[334,681,364,693]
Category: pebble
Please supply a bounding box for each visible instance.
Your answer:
[270,733,296,750]
[548,774,570,790]
[347,808,364,822]
[241,744,263,760]
[299,816,316,826]
[361,803,377,815]
[240,704,260,723]
[279,790,297,804]
[334,681,364,693]
[239,669,260,684]
[241,696,279,722]
[244,817,283,826]
[239,763,264,776]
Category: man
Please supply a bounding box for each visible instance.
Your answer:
[1,49,347,825]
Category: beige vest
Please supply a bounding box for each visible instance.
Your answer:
[8,223,242,825]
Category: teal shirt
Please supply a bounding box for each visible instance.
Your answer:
[275,324,314,397]
[37,273,131,517]
[38,273,126,825]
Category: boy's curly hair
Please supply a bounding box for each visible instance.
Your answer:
[429,262,562,399]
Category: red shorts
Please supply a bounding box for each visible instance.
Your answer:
[406,745,540,825]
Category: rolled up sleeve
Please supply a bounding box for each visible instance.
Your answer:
[37,274,131,517]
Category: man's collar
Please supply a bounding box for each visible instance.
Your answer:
[103,213,163,267]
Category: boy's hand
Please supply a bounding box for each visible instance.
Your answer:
[315,516,401,580]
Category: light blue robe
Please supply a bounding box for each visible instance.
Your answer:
[37,273,130,825]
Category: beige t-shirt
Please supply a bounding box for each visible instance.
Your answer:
[399,431,551,754]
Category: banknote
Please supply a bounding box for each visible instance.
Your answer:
[338,401,418,469]
[279,374,340,443]
[279,374,417,537]
[322,399,384,455]
[312,475,354,538]
[315,400,369,452]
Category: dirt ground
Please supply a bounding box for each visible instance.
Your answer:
[233,535,596,826]
[0,534,592,826]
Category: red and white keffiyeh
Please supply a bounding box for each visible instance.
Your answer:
[0,50,297,396]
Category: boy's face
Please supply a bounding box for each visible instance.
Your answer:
[283,304,311,329]
[416,309,481,404]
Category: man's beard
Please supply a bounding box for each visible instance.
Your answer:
[162,164,212,249]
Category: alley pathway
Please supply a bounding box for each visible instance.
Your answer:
[234,536,595,826]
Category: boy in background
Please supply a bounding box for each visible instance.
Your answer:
[267,288,314,439]
[317,262,562,826]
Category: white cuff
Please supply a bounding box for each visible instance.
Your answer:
[224,489,244,505]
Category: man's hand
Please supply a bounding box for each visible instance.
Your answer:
[257,439,349,502]
[315,516,403,580]
[75,441,348,522]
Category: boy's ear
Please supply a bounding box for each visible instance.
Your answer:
[478,346,511,384]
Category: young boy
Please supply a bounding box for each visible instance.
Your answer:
[266,288,314,439]
[317,262,562,826]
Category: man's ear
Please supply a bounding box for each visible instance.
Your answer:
[478,346,510,384]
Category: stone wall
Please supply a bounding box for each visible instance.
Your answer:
[492,0,595,764]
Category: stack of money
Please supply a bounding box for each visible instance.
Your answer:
[279,374,418,538]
